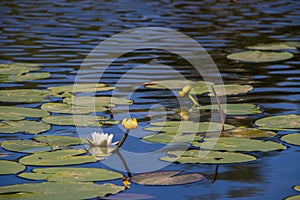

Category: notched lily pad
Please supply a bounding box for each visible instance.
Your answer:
[246,42,300,51]
[197,103,260,115]
[63,96,133,107]
[227,50,294,63]
[0,160,25,175]
[0,89,49,103]
[192,137,286,152]
[41,102,107,114]
[208,84,253,96]
[42,115,112,126]
[281,133,300,146]
[255,114,300,130]
[34,135,82,147]
[0,106,49,121]
[142,132,203,144]
[0,120,51,134]
[145,121,235,134]
[19,149,98,166]
[227,127,276,138]
[0,182,124,200]
[160,150,256,164]
[48,83,115,95]
[19,167,123,182]
[1,140,50,153]
[131,170,205,186]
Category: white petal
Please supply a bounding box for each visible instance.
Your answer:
[107,134,113,145]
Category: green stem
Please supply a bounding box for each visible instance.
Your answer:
[117,129,130,148]
[211,86,225,137]
[188,94,200,106]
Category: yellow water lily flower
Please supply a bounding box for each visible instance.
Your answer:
[122,118,138,129]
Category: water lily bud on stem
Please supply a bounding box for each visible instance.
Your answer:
[182,85,191,94]
[122,118,138,130]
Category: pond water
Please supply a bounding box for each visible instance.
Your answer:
[0,0,300,199]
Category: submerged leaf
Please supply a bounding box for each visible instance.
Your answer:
[255,114,300,130]
[227,50,293,63]
[0,120,51,134]
[192,137,286,152]
[0,160,25,175]
[19,167,122,182]
[160,150,256,164]
[131,171,205,186]
[281,133,300,146]
[19,149,98,166]
[0,182,124,200]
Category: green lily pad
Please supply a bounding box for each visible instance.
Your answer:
[246,42,300,51]
[0,106,49,121]
[227,128,276,138]
[19,167,123,182]
[226,50,294,63]
[0,120,51,134]
[145,121,235,134]
[42,115,108,126]
[0,63,40,75]
[0,160,25,175]
[192,137,286,152]
[255,114,300,130]
[0,89,49,103]
[142,132,203,144]
[63,96,133,107]
[41,102,107,114]
[48,83,115,94]
[34,135,82,147]
[19,149,98,166]
[1,140,50,153]
[281,133,300,146]
[7,72,51,82]
[0,182,124,200]
[160,150,256,164]
[131,171,205,186]
[208,84,253,96]
[197,103,260,115]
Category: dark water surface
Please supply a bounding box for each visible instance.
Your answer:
[0,0,300,199]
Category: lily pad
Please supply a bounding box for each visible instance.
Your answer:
[197,103,260,115]
[7,72,51,82]
[34,135,82,147]
[0,160,25,175]
[285,185,300,200]
[131,171,205,186]
[0,120,51,134]
[0,63,40,75]
[19,149,98,166]
[160,150,256,164]
[192,137,286,152]
[48,83,115,94]
[42,115,108,126]
[246,42,300,51]
[1,140,50,153]
[145,121,235,134]
[0,182,124,200]
[19,167,122,182]
[226,50,294,63]
[227,128,276,138]
[0,106,49,121]
[142,132,203,144]
[281,133,300,146]
[41,102,107,114]
[208,84,253,96]
[255,114,300,130]
[63,96,133,107]
[0,89,49,103]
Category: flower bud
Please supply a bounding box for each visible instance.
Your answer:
[122,118,138,129]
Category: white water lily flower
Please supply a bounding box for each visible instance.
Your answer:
[87,132,117,147]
